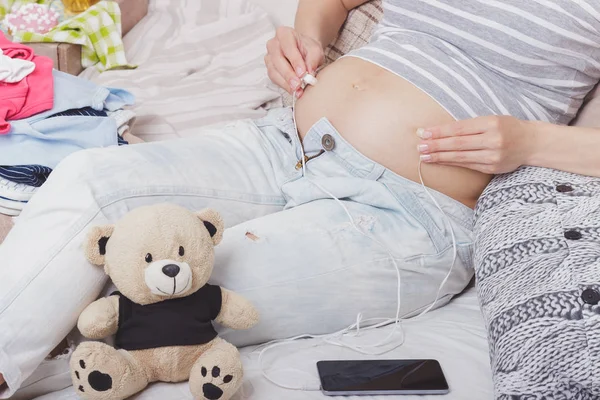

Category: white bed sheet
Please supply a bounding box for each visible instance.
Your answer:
[80,0,282,142]
[251,0,298,26]
[34,288,493,400]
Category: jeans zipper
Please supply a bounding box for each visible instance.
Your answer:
[295,150,325,170]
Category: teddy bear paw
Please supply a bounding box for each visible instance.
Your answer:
[195,365,238,400]
[70,342,145,400]
[73,358,113,394]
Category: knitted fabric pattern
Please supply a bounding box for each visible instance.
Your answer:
[475,166,600,399]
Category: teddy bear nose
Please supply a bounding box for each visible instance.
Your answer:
[162,264,180,277]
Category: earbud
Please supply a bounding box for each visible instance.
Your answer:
[301,73,318,88]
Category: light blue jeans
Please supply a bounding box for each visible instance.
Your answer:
[0,108,475,397]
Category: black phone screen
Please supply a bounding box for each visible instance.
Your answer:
[317,359,449,393]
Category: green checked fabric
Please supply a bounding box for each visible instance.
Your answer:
[12,0,134,71]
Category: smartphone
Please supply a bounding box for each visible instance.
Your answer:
[317,359,449,396]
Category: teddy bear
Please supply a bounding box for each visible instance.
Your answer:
[69,203,259,400]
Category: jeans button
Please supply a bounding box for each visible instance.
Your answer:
[321,134,335,151]
[564,230,582,240]
[582,289,600,305]
[556,184,574,193]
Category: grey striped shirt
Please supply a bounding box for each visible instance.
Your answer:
[346,0,600,125]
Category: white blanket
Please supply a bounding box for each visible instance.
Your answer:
[80,0,281,142]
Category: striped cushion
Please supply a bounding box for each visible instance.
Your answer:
[323,0,383,66]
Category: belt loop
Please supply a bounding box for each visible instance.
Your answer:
[366,164,385,180]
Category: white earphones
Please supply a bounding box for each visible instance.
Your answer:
[256,71,458,392]
[300,72,318,87]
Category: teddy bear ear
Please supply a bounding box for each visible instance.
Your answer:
[195,209,224,246]
[84,225,115,266]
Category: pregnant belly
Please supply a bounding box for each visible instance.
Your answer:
[294,57,492,209]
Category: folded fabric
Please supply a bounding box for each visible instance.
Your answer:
[12,1,134,71]
[0,195,25,211]
[0,105,130,188]
[0,48,34,82]
[0,204,20,216]
[49,106,133,144]
[107,108,136,135]
[0,31,53,133]
[0,164,52,187]
[0,69,134,168]
[0,176,36,202]
[49,106,132,146]
[0,182,29,216]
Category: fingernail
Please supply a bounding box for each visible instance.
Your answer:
[416,128,432,139]
[296,66,305,77]
[295,88,303,98]
[417,144,429,153]
[290,78,300,89]
[420,154,432,162]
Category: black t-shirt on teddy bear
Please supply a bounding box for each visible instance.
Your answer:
[112,284,222,351]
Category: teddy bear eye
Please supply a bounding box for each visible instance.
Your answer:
[145,253,153,263]
[179,246,185,256]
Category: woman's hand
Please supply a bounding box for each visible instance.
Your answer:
[264,26,324,97]
[417,115,537,174]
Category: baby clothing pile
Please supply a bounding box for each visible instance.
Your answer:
[0,32,136,218]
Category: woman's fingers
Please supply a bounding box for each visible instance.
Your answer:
[264,54,291,93]
[264,25,326,95]
[419,116,502,139]
[265,27,325,96]
[420,150,497,165]
[418,133,489,154]
[277,27,307,77]
[416,115,527,175]
[267,40,301,92]
[301,38,325,74]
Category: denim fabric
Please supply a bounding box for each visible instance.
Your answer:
[0,70,134,168]
[0,108,474,398]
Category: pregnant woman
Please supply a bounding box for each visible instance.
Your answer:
[2,0,600,398]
